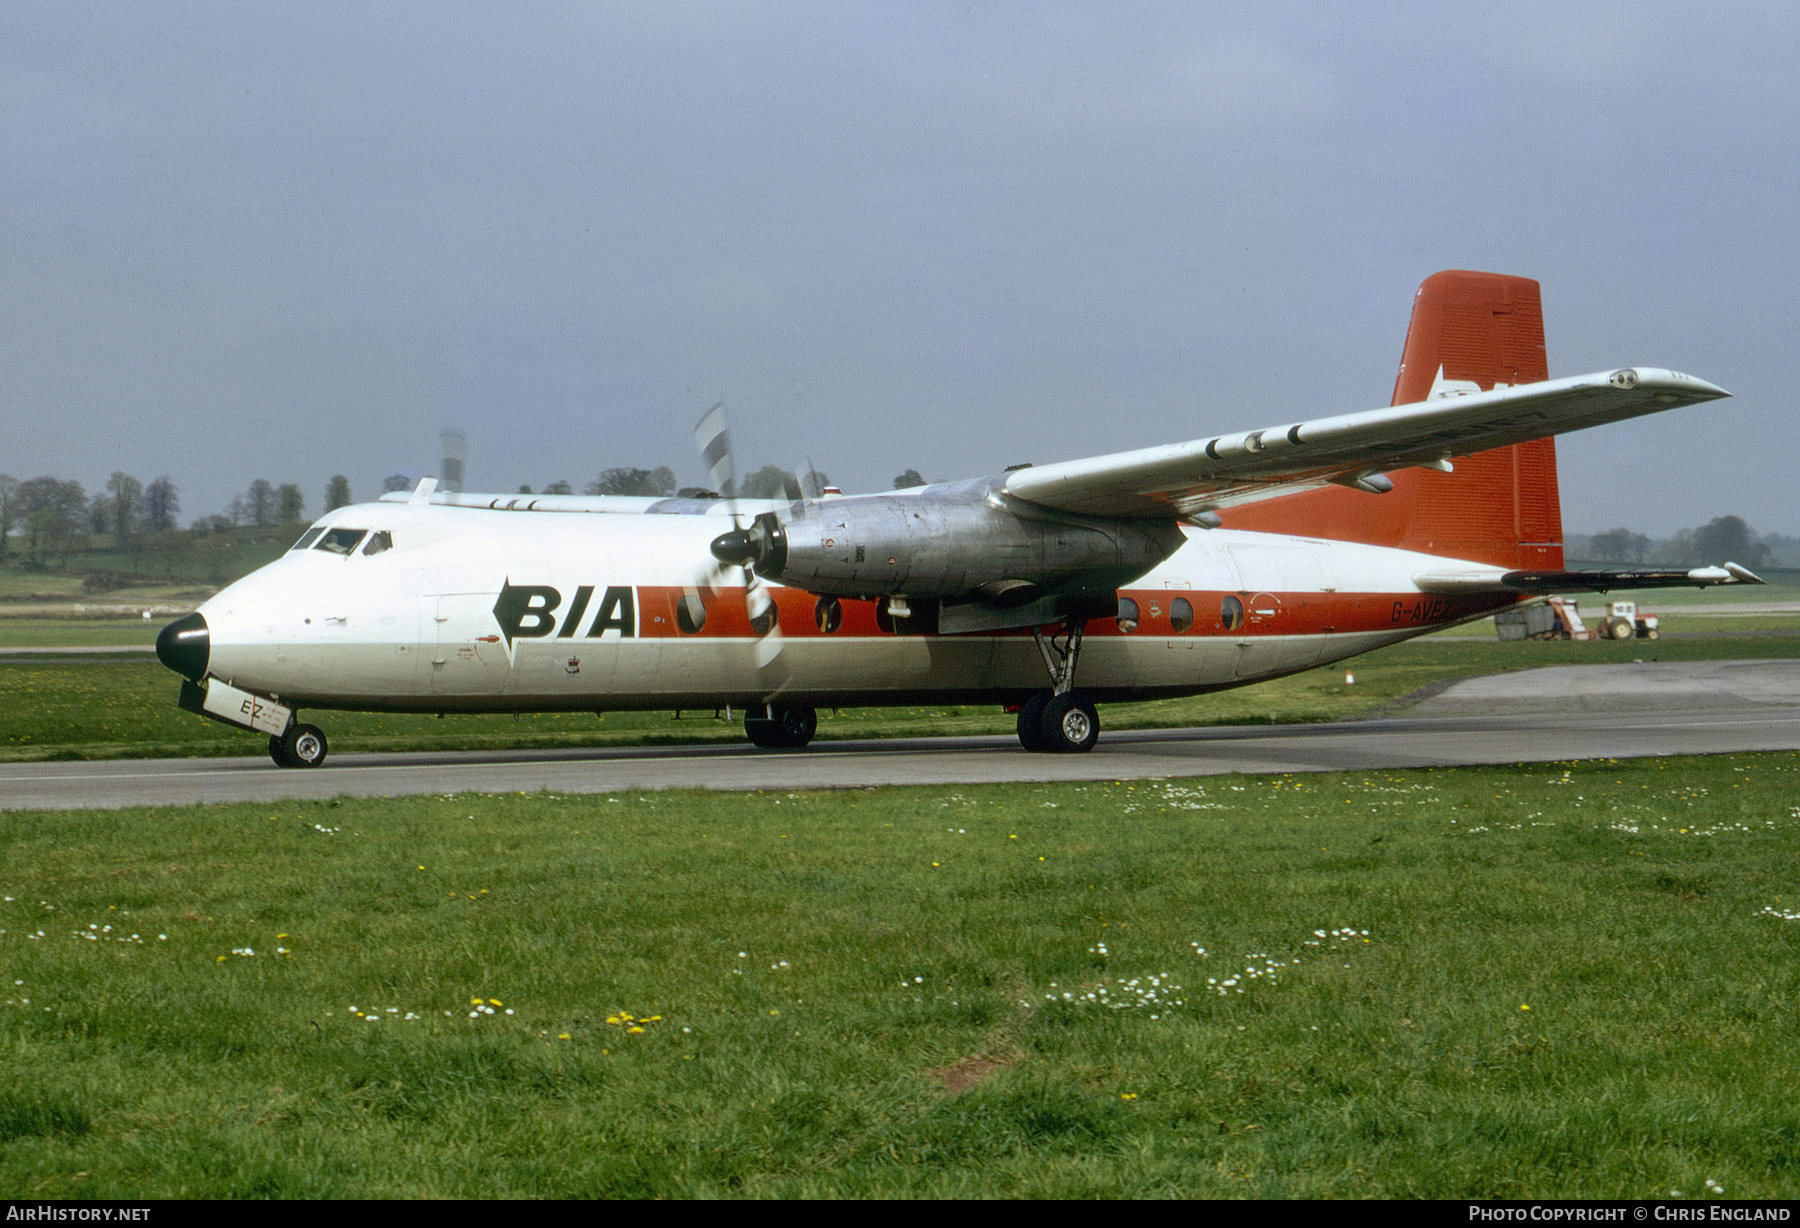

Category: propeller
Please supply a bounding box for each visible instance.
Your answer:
[689,402,789,699]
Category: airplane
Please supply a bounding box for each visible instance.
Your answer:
[155,270,1759,767]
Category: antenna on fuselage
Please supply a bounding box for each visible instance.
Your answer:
[408,477,439,507]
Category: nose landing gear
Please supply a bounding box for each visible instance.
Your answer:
[270,721,329,768]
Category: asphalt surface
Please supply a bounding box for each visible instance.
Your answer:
[5,660,1800,810]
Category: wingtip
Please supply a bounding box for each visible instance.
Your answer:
[1617,368,1731,401]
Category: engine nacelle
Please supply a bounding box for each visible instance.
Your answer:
[712,490,1184,601]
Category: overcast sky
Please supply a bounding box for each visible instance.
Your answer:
[4,2,1794,538]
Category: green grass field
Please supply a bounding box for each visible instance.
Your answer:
[3,579,1797,1197]
[3,755,1797,1197]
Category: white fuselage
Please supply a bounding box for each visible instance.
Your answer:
[190,499,1514,715]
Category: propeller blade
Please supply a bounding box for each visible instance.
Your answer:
[689,401,787,699]
[692,402,736,499]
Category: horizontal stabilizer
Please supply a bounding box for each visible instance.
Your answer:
[1415,562,1765,595]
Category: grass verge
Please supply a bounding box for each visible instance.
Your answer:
[1,755,1796,1196]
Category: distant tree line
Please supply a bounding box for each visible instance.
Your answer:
[0,471,184,568]
[0,459,936,574]
[0,469,355,572]
[1581,515,1792,569]
[516,463,881,501]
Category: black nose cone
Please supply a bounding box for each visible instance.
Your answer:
[156,612,210,681]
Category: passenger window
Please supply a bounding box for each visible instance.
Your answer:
[1170,597,1194,633]
[362,531,393,556]
[290,527,324,551]
[313,528,367,556]
[1221,595,1244,632]
[1116,597,1139,633]
[676,593,706,634]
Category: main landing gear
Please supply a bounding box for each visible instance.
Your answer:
[745,704,818,749]
[1016,617,1100,754]
[270,721,329,768]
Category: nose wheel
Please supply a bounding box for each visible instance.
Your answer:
[270,722,329,768]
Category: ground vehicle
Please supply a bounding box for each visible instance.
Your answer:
[1495,597,1589,641]
[1495,596,1663,642]
[1603,600,1660,639]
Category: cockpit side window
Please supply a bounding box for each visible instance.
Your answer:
[362,530,394,556]
[290,527,325,551]
[314,528,368,556]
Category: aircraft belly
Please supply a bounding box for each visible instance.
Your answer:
[510,637,623,699]
[287,642,421,703]
[1090,636,1235,690]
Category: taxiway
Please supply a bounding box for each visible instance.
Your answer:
[4,660,1799,810]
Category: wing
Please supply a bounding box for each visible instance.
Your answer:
[377,489,770,516]
[999,368,1728,521]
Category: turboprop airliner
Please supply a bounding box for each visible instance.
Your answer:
[155,271,1758,766]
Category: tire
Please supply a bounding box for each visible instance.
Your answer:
[744,705,817,749]
[775,705,817,748]
[1645,627,1659,640]
[1039,693,1099,754]
[1016,693,1051,752]
[269,734,295,768]
[278,722,329,768]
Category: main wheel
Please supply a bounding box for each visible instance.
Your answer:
[1016,693,1050,752]
[1039,693,1099,754]
[276,722,329,768]
[774,705,817,747]
[269,734,294,767]
[744,705,817,749]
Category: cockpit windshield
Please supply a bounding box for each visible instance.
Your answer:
[313,528,368,556]
[291,526,396,557]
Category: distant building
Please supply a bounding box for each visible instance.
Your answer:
[440,428,467,493]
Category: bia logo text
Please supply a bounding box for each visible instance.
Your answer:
[492,582,635,646]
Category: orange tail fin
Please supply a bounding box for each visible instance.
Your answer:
[1228,270,1564,569]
